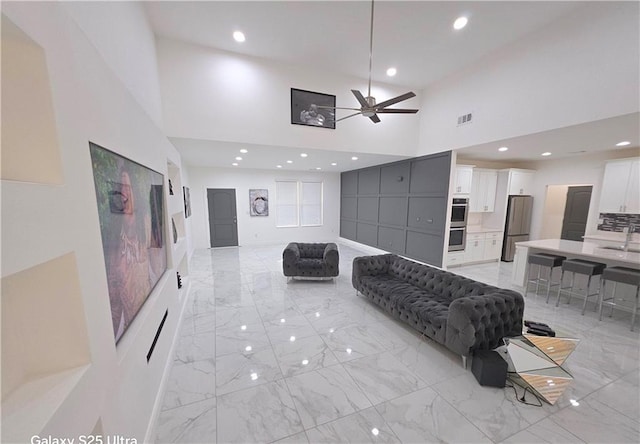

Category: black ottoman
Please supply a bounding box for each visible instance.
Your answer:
[472,350,507,387]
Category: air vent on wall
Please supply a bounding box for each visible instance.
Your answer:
[457,112,473,126]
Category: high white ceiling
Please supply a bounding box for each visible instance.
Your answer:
[145,1,583,90]
[145,1,639,170]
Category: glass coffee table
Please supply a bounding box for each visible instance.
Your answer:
[499,334,580,405]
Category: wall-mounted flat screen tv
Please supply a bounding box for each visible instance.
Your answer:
[89,142,167,343]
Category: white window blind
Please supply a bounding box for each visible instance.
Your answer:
[276,181,299,227]
[301,181,323,226]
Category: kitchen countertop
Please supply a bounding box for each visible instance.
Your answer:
[515,238,640,267]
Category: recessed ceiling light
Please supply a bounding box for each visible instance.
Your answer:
[232,162,238,166]
[276,165,282,168]
[315,167,321,170]
[541,152,552,156]
[331,162,337,166]
[616,141,631,146]
[300,153,308,158]
[235,156,242,161]
[351,156,358,160]
[286,160,293,164]
[233,31,245,43]
[240,149,248,153]
[453,16,468,30]
[498,146,509,152]
[386,67,397,77]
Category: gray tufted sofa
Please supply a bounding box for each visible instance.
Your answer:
[353,254,524,363]
[283,242,339,279]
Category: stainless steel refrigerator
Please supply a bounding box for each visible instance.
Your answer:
[501,195,533,261]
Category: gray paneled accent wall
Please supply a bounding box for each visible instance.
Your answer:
[340,151,452,267]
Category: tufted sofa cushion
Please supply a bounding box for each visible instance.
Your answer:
[283,242,339,278]
[352,254,524,357]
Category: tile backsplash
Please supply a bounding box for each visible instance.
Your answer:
[597,213,640,233]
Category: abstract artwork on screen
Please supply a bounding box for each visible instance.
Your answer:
[89,142,167,344]
[250,189,269,216]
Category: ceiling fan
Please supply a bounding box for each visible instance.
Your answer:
[318,0,418,124]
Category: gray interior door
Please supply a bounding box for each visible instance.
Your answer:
[207,188,238,247]
[561,186,592,241]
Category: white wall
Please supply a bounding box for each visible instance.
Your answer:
[419,2,639,154]
[1,2,183,442]
[188,167,340,249]
[63,1,164,129]
[156,37,420,156]
[528,149,640,241]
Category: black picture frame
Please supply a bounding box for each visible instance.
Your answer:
[291,88,336,129]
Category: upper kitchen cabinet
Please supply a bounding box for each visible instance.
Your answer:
[470,169,498,212]
[453,165,473,195]
[599,158,640,214]
[508,169,535,195]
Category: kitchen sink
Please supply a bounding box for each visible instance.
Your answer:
[601,246,640,253]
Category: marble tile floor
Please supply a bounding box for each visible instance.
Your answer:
[154,243,640,443]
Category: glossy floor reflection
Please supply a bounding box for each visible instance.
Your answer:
[154,244,640,443]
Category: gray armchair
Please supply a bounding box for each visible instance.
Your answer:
[283,242,339,279]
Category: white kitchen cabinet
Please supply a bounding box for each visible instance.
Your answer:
[508,170,535,195]
[446,251,465,267]
[470,169,498,212]
[454,165,473,195]
[465,233,485,263]
[483,233,502,260]
[599,158,640,214]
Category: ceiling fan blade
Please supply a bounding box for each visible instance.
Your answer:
[375,92,416,109]
[335,112,363,122]
[351,89,370,108]
[369,114,381,123]
[315,105,361,111]
[376,109,419,114]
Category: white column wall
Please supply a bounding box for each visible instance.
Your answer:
[1,2,184,442]
[62,1,164,129]
[188,167,340,249]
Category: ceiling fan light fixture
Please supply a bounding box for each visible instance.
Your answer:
[326,0,418,124]
[453,16,468,30]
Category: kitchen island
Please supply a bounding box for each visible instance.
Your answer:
[512,238,640,312]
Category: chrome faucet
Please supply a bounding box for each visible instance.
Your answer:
[624,223,636,252]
